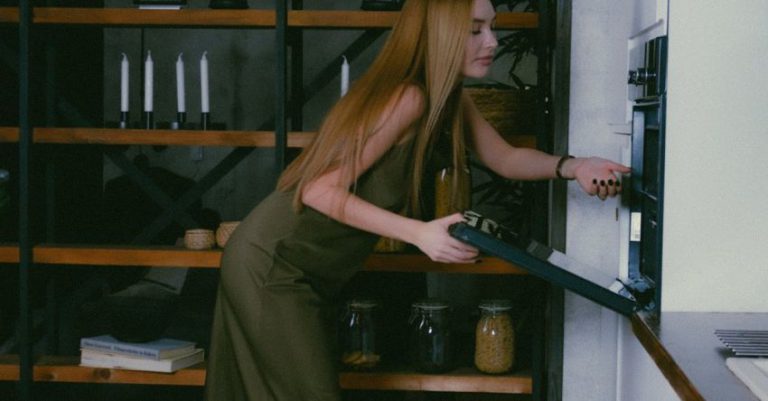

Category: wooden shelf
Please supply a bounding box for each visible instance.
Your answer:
[0,7,537,29]
[0,127,18,143]
[340,367,532,394]
[0,356,531,393]
[0,244,527,274]
[0,244,19,264]
[33,128,315,148]
[1,127,535,149]
[0,356,19,381]
[0,7,17,24]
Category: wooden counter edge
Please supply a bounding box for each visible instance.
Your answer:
[630,311,706,401]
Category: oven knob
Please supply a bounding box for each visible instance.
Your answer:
[628,68,656,86]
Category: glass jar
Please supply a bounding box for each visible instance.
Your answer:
[434,167,471,218]
[340,299,381,370]
[474,300,515,374]
[409,299,454,373]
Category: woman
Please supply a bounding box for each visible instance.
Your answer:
[204,0,629,400]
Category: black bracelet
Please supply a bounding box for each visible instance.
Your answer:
[556,155,574,180]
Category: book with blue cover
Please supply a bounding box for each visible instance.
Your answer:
[80,335,195,360]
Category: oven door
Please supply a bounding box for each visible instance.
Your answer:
[628,95,666,313]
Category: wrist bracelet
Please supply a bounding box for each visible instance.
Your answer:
[556,155,574,180]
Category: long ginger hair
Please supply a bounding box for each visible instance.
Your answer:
[277,0,474,216]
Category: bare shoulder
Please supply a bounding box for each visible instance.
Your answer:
[388,83,426,121]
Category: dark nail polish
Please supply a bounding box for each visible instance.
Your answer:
[616,181,621,187]
[592,179,598,185]
[608,179,614,186]
[600,180,606,186]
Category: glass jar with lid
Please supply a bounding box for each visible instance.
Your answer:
[409,299,454,373]
[474,299,515,374]
[339,299,381,370]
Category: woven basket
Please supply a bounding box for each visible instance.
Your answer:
[216,221,240,248]
[465,87,536,142]
[374,237,406,253]
[184,229,215,250]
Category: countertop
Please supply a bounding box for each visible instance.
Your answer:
[631,311,768,401]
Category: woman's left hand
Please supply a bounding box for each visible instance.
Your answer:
[562,157,631,200]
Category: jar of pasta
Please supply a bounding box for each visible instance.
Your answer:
[474,300,515,374]
[340,299,381,370]
[434,166,471,218]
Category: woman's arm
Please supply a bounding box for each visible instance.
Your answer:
[463,93,630,199]
[301,86,479,263]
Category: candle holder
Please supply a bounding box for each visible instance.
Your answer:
[143,111,155,129]
[209,0,248,9]
[176,112,187,127]
[201,112,211,131]
[119,111,130,129]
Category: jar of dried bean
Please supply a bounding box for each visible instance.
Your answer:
[474,300,515,374]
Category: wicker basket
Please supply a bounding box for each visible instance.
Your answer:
[184,229,215,250]
[216,221,240,248]
[374,237,406,253]
[465,87,536,142]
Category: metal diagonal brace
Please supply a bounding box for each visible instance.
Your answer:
[133,29,386,243]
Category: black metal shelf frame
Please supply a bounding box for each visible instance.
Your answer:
[9,3,556,401]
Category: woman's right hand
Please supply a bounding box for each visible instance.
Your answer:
[412,213,479,264]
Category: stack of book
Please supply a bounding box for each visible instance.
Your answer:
[134,0,187,10]
[79,335,204,373]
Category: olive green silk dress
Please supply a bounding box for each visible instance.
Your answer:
[204,139,415,401]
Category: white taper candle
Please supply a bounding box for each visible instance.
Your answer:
[176,53,186,113]
[200,51,210,113]
[144,50,153,112]
[120,53,129,112]
[341,55,349,97]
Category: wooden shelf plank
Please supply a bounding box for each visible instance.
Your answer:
[1,244,528,274]
[0,7,17,23]
[31,128,534,149]
[0,127,19,143]
[0,7,536,29]
[340,368,532,394]
[33,8,276,27]
[33,128,315,148]
[289,10,398,28]
[33,356,206,386]
[0,244,19,264]
[0,355,19,381]
[34,244,222,268]
[1,356,531,393]
[366,253,527,275]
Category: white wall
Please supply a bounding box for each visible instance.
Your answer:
[564,1,635,399]
[564,0,675,400]
[567,1,768,400]
[662,0,768,312]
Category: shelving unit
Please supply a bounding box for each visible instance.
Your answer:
[1,3,548,400]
